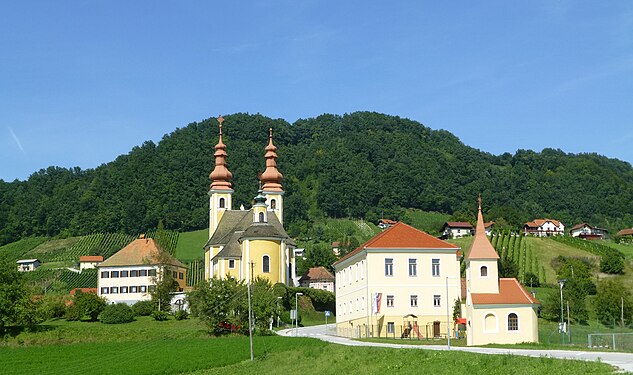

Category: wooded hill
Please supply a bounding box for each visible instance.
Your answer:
[1,112,633,246]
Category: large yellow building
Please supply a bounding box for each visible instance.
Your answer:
[204,117,296,285]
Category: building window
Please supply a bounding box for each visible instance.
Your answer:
[508,313,519,331]
[410,295,418,307]
[219,197,225,208]
[130,270,138,277]
[263,255,270,273]
[147,285,155,292]
[270,199,276,209]
[485,313,497,332]
[149,269,156,277]
[387,322,395,334]
[120,286,128,293]
[173,271,178,278]
[179,272,184,280]
[121,270,129,277]
[130,286,138,293]
[386,295,394,307]
[101,287,109,294]
[111,271,119,278]
[432,259,440,277]
[259,212,265,222]
[433,295,441,307]
[228,259,235,269]
[480,266,488,277]
[355,264,359,281]
[110,287,119,294]
[139,270,147,277]
[360,261,364,279]
[409,258,417,277]
[385,258,393,277]
[140,285,147,293]
[100,271,109,278]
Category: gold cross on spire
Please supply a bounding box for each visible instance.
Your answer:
[217,115,224,125]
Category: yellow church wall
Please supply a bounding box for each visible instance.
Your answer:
[247,239,281,284]
[466,305,539,346]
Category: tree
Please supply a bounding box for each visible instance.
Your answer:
[73,291,107,322]
[498,258,519,278]
[151,268,179,312]
[600,251,625,274]
[0,261,41,330]
[453,298,462,320]
[251,278,278,332]
[188,277,247,336]
[592,279,633,327]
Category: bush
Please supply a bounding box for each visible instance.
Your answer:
[73,292,107,322]
[100,303,135,324]
[151,310,169,321]
[523,272,540,288]
[132,300,155,316]
[600,251,625,274]
[38,295,69,320]
[174,310,189,321]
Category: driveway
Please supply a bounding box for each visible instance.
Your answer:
[278,324,633,373]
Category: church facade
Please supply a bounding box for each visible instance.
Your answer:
[204,116,296,285]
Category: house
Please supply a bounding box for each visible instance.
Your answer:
[204,117,296,286]
[332,242,341,256]
[79,255,104,270]
[484,221,495,236]
[523,219,564,237]
[378,219,397,229]
[616,228,633,237]
[70,288,97,296]
[299,266,335,292]
[441,222,473,239]
[333,222,462,339]
[464,196,539,345]
[569,223,607,240]
[97,235,187,305]
[17,259,40,272]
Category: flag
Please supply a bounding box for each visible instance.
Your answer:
[372,293,382,314]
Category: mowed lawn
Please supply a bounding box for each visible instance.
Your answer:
[0,317,619,374]
[175,229,208,261]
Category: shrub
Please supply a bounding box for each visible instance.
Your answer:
[38,295,69,320]
[600,251,625,274]
[100,303,135,324]
[73,292,107,321]
[65,303,82,321]
[151,310,169,321]
[132,300,155,316]
[174,310,189,321]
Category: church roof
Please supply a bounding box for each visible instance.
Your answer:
[206,210,292,260]
[471,278,539,305]
[466,196,500,260]
[334,222,458,266]
[99,238,186,268]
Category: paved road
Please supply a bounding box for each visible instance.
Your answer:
[278,324,633,373]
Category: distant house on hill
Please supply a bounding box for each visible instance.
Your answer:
[441,222,473,239]
[569,223,607,240]
[70,288,97,296]
[79,255,104,271]
[378,219,397,229]
[97,235,187,305]
[299,266,335,292]
[17,259,40,272]
[523,219,564,237]
[617,228,633,239]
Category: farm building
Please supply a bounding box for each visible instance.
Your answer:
[17,259,41,272]
[569,223,607,240]
[523,219,565,237]
[79,255,104,270]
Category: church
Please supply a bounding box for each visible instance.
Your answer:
[203,116,296,285]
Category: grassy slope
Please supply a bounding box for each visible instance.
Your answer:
[0,237,48,262]
[0,317,616,375]
[404,208,450,236]
[175,229,208,261]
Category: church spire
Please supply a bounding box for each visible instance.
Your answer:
[260,127,283,191]
[209,116,233,190]
[466,194,499,260]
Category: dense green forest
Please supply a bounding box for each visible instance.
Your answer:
[1,112,633,246]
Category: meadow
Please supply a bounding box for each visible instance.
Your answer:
[0,317,620,374]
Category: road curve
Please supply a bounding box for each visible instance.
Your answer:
[278,324,633,373]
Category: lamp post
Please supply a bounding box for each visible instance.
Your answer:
[558,279,566,344]
[277,296,282,328]
[295,292,303,337]
[445,276,459,350]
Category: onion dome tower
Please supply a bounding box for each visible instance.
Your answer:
[209,116,234,237]
[260,127,284,223]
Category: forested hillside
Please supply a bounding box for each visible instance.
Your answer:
[1,112,633,246]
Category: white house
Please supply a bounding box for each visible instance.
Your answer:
[17,259,40,272]
[97,236,187,305]
[299,266,335,292]
[569,223,607,240]
[523,219,564,237]
[79,255,104,271]
[441,222,473,239]
[333,222,462,339]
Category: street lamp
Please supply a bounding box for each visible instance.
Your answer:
[295,292,303,337]
[277,296,282,327]
[558,279,566,344]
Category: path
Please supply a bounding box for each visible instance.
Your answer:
[278,324,633,373]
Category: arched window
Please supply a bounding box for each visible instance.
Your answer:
[219,197,225,208]
[508,313,518,331]
[262,255,270,273]
[484,313,497,332]
[480,266,488,277]
[259,212,265,222]
[270,199,276,209]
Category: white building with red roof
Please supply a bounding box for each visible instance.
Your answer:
[523,218,564,237]
[333,222,462,339]
[465,196,539,346]
[299,266,335,292]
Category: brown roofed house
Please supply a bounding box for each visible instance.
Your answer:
[299,266,335,292]
[523,218,565,237]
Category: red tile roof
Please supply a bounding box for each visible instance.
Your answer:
[471,278,539,305]
[618,228,633,236]
[444,222,473,229]
[70,288,97,296]
[379,219,398,225]
[334,222,458,266]
[299,266,335,282]
[484,222,495,228]
[79,256,104,262]
[524,219,562,228]
[99,238,186,268]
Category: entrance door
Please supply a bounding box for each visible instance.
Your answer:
[433,321,441,338]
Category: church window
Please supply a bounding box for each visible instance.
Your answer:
[219,197,225,208]
[480,266,488,277]
[270,199,276,209]
[259,212,265,222]
[228,259,235,269]
[262,255,270,273]
[508,313,518,331]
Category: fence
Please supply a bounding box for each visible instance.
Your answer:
[332,321,462,341]
[588,333,633,352]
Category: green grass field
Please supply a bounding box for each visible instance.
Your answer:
[0,317,618,375]
[175,229,208,261]
[0,237,48,262]
[403,209,450,236]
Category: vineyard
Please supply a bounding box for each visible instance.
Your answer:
[0,236,48,262]
[23,269,98,294]
[145,230,179,255]
[491,230,547,285]
[187,260,205,286]
[552,236,625,259]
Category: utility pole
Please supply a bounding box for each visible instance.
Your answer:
[622,297,625,327]
[247,261,255,361]
[567,300,571,344]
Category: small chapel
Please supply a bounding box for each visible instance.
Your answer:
[203,116,296,286]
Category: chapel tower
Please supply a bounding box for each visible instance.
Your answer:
[260,128,284,223]
[208,116,233,238]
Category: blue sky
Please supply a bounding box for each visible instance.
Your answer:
[1,1,633,181]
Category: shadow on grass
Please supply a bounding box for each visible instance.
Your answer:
[1,323,57,338]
